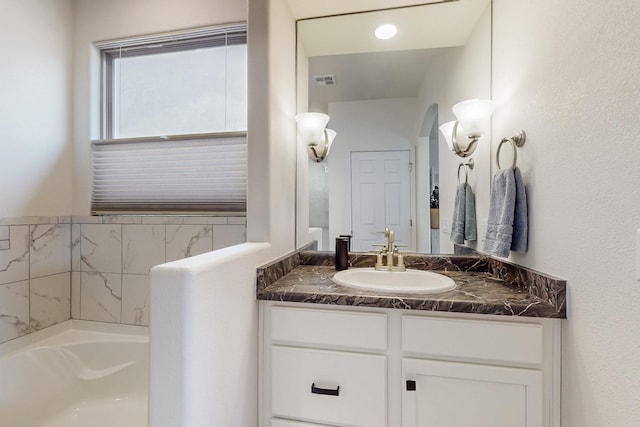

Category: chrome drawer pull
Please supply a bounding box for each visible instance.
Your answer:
[311,383,340,396]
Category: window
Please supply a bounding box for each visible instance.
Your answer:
[92,24,248,214]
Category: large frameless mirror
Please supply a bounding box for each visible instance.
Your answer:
[295,0,492,254]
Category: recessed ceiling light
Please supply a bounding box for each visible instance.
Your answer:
[375,24,397,40]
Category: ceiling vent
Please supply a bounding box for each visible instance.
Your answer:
[312,74,336,86]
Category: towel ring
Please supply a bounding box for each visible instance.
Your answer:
[496,138,517,170]
[496,130,527,170]
[457,158,474,184]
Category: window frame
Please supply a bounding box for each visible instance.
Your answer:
[91,23,248,215]
[97,23,247,140]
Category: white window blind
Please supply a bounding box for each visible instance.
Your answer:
[91,134,247,214]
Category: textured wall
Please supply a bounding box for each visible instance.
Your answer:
[0,0,73,217]
[492,1,640,425]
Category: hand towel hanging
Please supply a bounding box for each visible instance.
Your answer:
[451,183,466,244]
[464,183,477,241]
[483,169,516,257]
[451,183,477,244]
[511,167,528,252]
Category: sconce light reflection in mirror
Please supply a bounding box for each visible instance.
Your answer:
[295,112,337,163]
[439,99,493,158]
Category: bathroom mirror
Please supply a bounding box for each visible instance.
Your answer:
[295,0,492,254]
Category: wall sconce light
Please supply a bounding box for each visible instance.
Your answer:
[295,112,337,163]
[439,99,494,158]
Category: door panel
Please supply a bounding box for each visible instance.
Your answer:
[402,358,543,427]
[351,151,411,252]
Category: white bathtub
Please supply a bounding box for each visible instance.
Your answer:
[0,320,149,427]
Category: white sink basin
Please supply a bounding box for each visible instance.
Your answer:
[332,268,456,294]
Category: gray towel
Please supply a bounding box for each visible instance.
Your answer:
[483,169,516,257]
[451,183,477,244]
[450,183,466,244]
[464,183,477,241]
[511,167,528,252]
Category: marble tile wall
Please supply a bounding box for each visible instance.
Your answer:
[0,217,71,344]
[0,215,246,343]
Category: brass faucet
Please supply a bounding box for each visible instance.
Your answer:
[372,227,406,271]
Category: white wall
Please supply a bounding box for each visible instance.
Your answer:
[246,0,297,251]
[327,98,418,250]
[295,36,312,248]
[72,0,247,214]
[492,1,640,426]
[416,3,491,254]
[0,0,73,217]
[150,242,272,426]
[150,0,298,424]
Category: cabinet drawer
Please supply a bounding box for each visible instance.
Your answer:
[271,307,387,351]
[402,316,543,365]
[271,346,386,427]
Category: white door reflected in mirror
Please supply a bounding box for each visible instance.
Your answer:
[351,151,411,252]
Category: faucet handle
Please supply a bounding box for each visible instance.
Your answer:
[393,245,409,256]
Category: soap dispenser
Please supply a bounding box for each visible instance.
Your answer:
[335,237,349,271]
[338,234,352,252]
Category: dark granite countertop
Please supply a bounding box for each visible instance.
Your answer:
[257,251,567,319]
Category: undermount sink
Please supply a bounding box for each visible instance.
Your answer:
[332,268,456,294]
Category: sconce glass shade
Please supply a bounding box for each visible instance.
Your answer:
[295,112,330,145]
[439,121,456,152]
[325,128,337,156]
[306,128,337,163]
[452,99,493,138]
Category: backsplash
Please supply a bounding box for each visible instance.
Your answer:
[0,215,246,344]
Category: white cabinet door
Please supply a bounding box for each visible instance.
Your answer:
[402,358,543,427]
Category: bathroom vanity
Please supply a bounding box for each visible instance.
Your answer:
[257,251,565,427]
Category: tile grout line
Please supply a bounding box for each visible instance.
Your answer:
[79,223,82,321]
[68,221,72,322]
[27,224,31,335]
[70,221,75,322]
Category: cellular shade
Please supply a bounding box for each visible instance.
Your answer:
[91,134,247,214]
